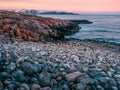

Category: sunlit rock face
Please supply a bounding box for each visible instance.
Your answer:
[0,10,81,43]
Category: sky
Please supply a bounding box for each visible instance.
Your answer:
[0,0,120,13]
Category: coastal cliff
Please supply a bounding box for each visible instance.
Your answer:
[0,10,92,43]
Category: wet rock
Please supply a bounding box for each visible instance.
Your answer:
[31,84,41,90]
[66,71,81,81]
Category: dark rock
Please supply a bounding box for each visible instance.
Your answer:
[21,62,39,75]
[77,74,94,85]
[39,71,51,86]
[13,70,25,81]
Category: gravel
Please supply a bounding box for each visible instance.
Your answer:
[0,39,120,90]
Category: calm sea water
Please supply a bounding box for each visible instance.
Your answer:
[39,14,120,44]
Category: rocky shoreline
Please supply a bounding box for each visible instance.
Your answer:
[0,10,92,43]
[0,39,120,90]
[0,10,120,90]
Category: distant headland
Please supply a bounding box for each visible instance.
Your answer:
[9,9,79,15]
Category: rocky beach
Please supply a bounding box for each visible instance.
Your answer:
[0,10,120,90]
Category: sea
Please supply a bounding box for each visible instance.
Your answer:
[39,14,120,44]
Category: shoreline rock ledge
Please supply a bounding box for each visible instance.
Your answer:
[0,10,92,43]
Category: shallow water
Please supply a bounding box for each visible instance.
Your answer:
[39,14,120,44]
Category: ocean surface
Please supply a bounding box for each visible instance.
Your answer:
[39,14,120,44]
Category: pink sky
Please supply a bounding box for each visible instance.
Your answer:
[0,0,120,13]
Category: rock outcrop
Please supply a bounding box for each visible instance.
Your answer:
[0,10,92,43]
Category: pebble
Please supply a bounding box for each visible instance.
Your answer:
[0,41,120,89]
